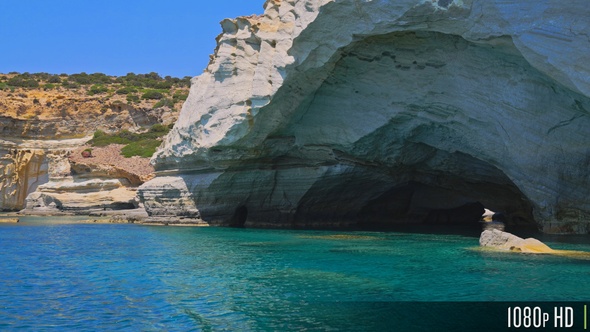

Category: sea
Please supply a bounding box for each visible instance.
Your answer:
[1,216,589,331]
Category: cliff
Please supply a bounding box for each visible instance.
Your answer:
[139,0,590,233]
[23,145,154,214]
[0,73,185,212]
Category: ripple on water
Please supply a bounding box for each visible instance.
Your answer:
[1,220,590,330]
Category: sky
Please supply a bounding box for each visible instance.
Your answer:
[0,1,264,78]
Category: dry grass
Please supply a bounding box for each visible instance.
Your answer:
[69,144,154,178]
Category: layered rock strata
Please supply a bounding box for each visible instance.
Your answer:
[0,138,84,211]
[22,145,153,214]
[0,73,181,212]
[0,137,154,214]
[140,0,590,233]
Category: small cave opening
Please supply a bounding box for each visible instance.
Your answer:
[356,179,536,234]
[230,205,248,227]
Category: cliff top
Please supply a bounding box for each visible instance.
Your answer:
[0,72,190,122]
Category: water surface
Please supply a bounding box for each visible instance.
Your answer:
[1,217,589,330]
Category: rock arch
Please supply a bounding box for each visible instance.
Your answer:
[142,0,590,233]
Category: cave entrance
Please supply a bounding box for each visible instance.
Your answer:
[356,178,536,232]
[290,160,536,232]
[276,30,544,231]
[230,205,248,227]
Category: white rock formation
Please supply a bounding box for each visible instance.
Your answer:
[140,0,590,233]
[0,148,47,210]
[0,137,89,211]
[480,229,554,253]
[0,137,143,214]
[22,148,141,214]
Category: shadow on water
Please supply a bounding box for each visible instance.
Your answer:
[354,222,539,239]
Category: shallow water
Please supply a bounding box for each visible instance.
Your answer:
[1,217,589,330]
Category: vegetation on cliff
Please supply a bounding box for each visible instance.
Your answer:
[0,71,190,92]
[0,71,188,158]
[89,124,172,158]
[0,72,190,122]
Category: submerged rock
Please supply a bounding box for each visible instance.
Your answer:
[140,0,590,232]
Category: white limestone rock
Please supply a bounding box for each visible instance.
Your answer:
[0,148,48,211]
[141,0,590,232]
[480,229,554,254]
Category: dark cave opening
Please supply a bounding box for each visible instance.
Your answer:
[266,30,544,232]
[231,205,248,227]
[356,179,536,232]
[287,162,537,232]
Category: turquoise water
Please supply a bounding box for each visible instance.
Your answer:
[1,217,589,331]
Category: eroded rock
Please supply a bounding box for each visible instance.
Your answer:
[18,144,152,214]
[0,149,48,211]
[140,0,590,232]
[479,229,554,254]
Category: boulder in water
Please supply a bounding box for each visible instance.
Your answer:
[479,229,554,254]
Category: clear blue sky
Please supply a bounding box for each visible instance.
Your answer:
[0,1,264,78]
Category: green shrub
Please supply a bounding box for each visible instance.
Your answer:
[126,94,140,103]
[116,87,137,95]
[89,129,133,146]
[70,72,92,85]
[179,76,192,87]
[87,84,108,95]
[121,139,162,158]
[0,82,8,90]
[153,98,174,108]
[93,130,106,139]
[62,81,80,89]
[31,72,52,81]
[173,91,189,103]
[149,123,169,134]
[7,76,39,88]
[117,130,139,141]
[141,90,164,100]
[43,83,56,90]
[48,75,62,83]
[114,72,177,89]
[152,81,173,89]
[88,126,169,158]
[88,73,113,84]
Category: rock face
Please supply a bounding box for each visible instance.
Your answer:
[22,145,153,214]
[479,229,554,253]
[139,0,590,233]
[0,136,152,213]
[0,73,182,212]
[0,148,47,211]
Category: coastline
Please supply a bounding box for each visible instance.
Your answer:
[1,208,212,226]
